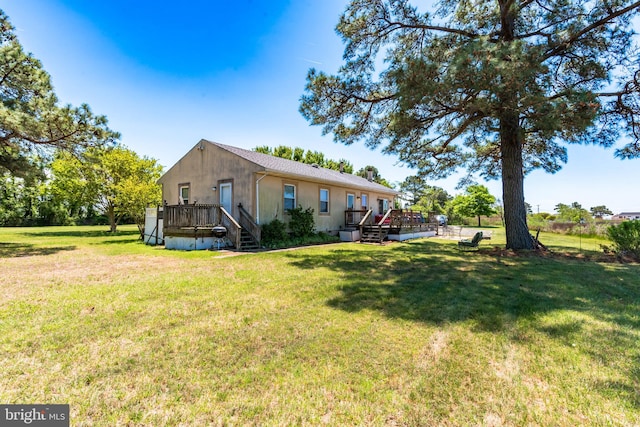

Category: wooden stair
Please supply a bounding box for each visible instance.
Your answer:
[238,228,260,251]
[360,226,388,244]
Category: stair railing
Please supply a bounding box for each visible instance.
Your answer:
[358,209,373,239]
[237,204,261,245]
[220,207,241,249]
[358,209,373,227]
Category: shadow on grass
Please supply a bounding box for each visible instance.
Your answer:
[286,239,640,407]
[287,241,640,324]
[0,242,76,258]
[285,238,640,340]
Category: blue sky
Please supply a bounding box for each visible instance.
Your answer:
[4,0,638,214]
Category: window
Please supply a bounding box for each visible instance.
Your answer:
[319,188,329,214]
[361,194,368,210]
[284,184,296,211]
[378,198,389,214]
[347,193,355,210]
[179,184,190,205]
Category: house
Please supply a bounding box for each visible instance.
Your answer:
[613,212,640,220]
[156,139,400,249]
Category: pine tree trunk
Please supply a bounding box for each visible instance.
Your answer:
[497,3,533,250]
[500,112,534,250]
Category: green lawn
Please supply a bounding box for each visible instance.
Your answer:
[1,225,638,425]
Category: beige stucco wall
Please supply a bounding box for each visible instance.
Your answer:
[159,142,260,219]
[159,141,397,234]
[256,174,394,233]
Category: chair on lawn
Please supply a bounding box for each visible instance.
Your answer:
[458,231,483,250]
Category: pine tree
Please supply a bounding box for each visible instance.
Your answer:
[301,0,640,249]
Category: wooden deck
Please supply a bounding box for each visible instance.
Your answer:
[357,209,438,243]
[162,204,259,250]
[163,204,221,235]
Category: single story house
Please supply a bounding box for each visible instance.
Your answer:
[157,140,399,247]
[613,212,640,220]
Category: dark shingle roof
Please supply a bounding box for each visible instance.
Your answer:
[205,140,398,195]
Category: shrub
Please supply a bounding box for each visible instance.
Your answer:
[606,221,640,259]
[287,206,315,238]
[261,219,288,246]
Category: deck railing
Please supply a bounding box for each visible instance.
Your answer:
[345,209,370,227]
[360,208,438,232]
[163,204,220,233]
[387,209,438,232]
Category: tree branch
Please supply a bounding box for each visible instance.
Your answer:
[380,17,480,39]
[543,1,640,60]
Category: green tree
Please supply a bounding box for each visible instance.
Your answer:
[304,150,326,166]
[0,155,49,225]
[252,145,354,173]
[300,1,640,250]
[355,166,393,188]
[449,185,497,227]
[416,185,451,214]
[50,146,162,233]
[48,152,96,222]
[0,172,36,225]
[399,175,427,205]
[554,202,591,223]
[0,10,119,178]
[273,145,294,160]
[293,147,305,162]
[117,170,163,238]
[253,146,272,155]
[590,205,613,219]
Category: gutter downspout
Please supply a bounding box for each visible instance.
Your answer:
[256,172,268,225]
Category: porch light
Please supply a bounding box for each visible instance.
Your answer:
[212,186,217,191]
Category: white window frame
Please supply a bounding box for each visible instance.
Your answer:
[319,188,330,214]
[179,184,190,205]
[284,184,296,212]
[347,193,355,210]
[361,193,368,210]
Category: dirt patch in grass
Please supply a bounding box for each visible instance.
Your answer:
[1,249,195,305]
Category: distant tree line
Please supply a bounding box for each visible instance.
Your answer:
[253,145,394,188]
[0,146,163,235]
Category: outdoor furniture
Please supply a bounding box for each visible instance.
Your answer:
[458,231,483,250]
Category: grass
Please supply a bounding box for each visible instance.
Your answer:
[0,225,639,425]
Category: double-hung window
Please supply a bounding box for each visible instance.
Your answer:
[319,188,329,214]
[284,184,296,211]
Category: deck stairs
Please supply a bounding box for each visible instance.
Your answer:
[360,226,388,244]
[238,228,260,251]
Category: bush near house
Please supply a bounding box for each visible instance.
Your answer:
[260,219,289,246]
[261,207,339,248]
[287,206,315,238]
